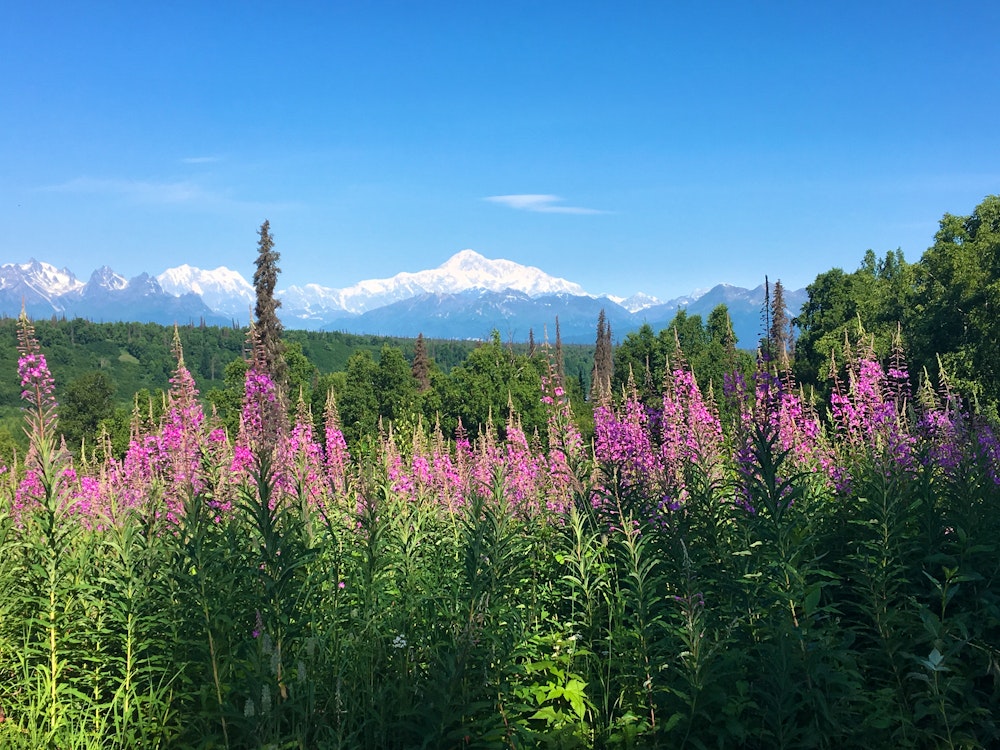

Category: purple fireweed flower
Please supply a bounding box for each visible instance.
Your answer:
[430,429,467,511]
[17,312,60,451]
[159,343,208,517]
[12,313,77,525]
[278,396,327,508]
[383,433,416,501]
[830,356,916,478]
[593,386,671,521]
[916,406,966,475]
[237,367,280,458]
[731,366,826,512]
[540,365,585,515]
[322,391,351,497]
[503,415,542,515]
[460,423,502,499]
[659,367,725,504]
[976,424,1000,486]
[13,469,45,522]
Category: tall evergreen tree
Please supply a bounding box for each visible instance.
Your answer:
[590,308,613,403]
[412,332,431,392]
[253,219,286,386]
[760,275,772,360]
[770,278,792,370]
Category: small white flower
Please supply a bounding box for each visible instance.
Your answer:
[392,634,408,649]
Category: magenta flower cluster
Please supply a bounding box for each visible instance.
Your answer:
[5,316,1000,536]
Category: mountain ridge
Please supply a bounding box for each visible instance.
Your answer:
[1,251,803,347]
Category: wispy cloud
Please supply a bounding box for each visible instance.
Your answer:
[41,176,218,205]
[181,155,222,164]
[37,176,297,212]
[41,177,222,204]
[484,194,607,215]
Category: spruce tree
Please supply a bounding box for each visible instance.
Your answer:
[770,278,792,370]
[253,219,287,386]
[590,308,613,403]
[412,332,431,392]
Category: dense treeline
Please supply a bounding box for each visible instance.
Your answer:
[0,317,596,459]
[0,318,485,415]
[794,194,1000,419]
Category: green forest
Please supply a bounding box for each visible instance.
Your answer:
[0,196,997,749]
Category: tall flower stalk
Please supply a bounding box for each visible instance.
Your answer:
[14,311,79,740]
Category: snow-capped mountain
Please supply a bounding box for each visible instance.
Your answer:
[85,266,129,293]
[0,259,84,310]
[610,292,663,313]
[0,259,227,326]
[280,249,588,317]
[1,250,805,347]
[157,264,255,318]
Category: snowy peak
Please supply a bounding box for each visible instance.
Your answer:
[0,252,806,347]
[291,249,589,315]
[127,273,163,296]
[0,259,84,303]
[610,292,663,313]
[87,266,129,291]
[436,249,586,297]
[157,264,255,317]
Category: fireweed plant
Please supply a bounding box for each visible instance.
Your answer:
[1,316,998,748]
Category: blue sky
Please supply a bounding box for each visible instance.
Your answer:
[4,2,999,300]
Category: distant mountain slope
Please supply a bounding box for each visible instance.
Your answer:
[278,248,590,317]
[333,289,638,344]
[2,251,804,346]
[157,264,255,318]
[1,260,228,326]
[0,260,84,317]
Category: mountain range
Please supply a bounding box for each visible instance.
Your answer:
[0,250,805,346]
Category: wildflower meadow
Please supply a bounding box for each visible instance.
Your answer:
[1,312,998,749]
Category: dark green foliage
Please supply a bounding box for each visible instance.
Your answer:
[438,331,547,439]
[792,267,859,387]
[612,322,662,403]
[205,357,250,438]
[373,345,417,425]
[612,311,754,412]
[794,195,1000,415]
[338,350,380,446]
[58,370,116,453]
[0,316,599,454]
[908,195,1000,418]
[793,251,914,393]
